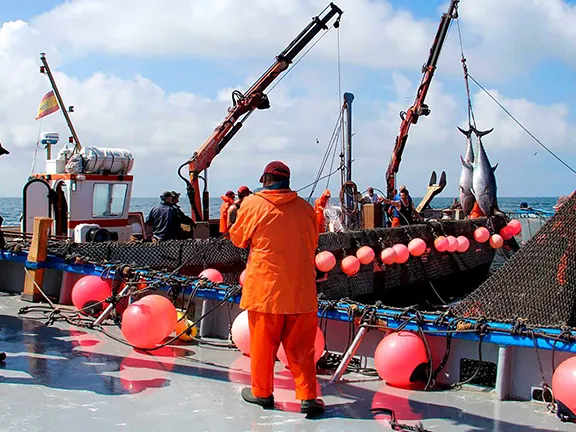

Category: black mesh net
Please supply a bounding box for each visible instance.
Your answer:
[36,217,505,306]
[453,193,576,328]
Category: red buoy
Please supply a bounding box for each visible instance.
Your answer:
[200,268,224,283]
[456,236,470,253]
[121,300,169,349]
[341,255,361,276]
[138,295,178,339]
[552,356,576,419]
[392,244,410,264]
[434,236,448,252]
[446,236,458,252]
[231,310,250,356]
[239,269,247,287]
[356,246,375,265]
[71,276,112,316]
[507,219,522,236]
[374,331,429,388]
[474,227,490,243]
[315,251,336,272]
[408,238,426,257]
[381,247,397,265]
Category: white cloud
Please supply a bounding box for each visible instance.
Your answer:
[29,0,576,82]
[0,4,575,205]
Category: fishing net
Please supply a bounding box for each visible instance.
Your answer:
[453,193,576,328]
[36,217,503,306]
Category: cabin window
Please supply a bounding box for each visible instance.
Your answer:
[92,183,128,217]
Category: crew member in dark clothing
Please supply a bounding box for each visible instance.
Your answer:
[380,188,421,227]
[145,191,182,242]
[171,191,195,238]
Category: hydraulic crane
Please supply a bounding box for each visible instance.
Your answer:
[179,3,343,222]
[385,0,459,199]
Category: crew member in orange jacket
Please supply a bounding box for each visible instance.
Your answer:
[219,190,236,235]
[314,189,331,233]
[468,201,484,219]
[229,161,324,416]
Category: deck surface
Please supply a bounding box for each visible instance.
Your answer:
[0,293,574,432]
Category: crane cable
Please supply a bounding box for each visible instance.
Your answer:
[456,18,576,177]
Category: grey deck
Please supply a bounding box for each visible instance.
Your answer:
[0,294,573,432]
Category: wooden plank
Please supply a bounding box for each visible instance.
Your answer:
[21,217,52,303]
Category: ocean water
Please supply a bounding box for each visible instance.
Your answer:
[0,196,558,226]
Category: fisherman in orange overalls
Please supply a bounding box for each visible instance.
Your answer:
[314,189,331,233]
[229,161,324,417]
[468,201,484,219]
[219,190,236,236]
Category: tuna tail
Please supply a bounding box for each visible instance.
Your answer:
[492,163,498,172]
[457,126,473,138]
[0,143,9,156]
[470,125,494,138]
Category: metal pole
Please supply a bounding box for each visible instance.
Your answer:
[343,92,354,182]
[39,53,82,153]
[329,325,369,383]
[93,284,131,326]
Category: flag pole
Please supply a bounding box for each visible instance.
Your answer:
[39,52,82,154]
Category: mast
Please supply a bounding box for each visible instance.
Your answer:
[39,53,82,154]
[384,0,459,198]
[343,92,354,182]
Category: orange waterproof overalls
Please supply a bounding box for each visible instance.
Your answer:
[313,189,331,233]
[219,195,235,234]
[468,202,484,219]
[229,189,320,400]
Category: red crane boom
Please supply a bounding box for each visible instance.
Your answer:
[385,0,459,198]
[180,3,343,221]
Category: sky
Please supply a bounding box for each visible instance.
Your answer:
[0,0,575,198]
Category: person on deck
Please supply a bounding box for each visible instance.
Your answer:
[361,187,382,204]
[468,201,484,219]
[145,191,182,242]
[314,189,331,233]
[228,160,324,417]
[227,185,252,230]
[380,188,421,226]
[219,191,236,236]
[170,191,195,238]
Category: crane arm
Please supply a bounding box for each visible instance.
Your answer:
[385,0,459,198]
[184,3,343,221]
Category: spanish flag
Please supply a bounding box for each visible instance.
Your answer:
[35,90,59,120]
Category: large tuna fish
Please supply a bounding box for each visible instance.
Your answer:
[471,134,499,217]
[457,126,475,216]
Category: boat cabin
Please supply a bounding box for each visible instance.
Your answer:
[22,132,145,242]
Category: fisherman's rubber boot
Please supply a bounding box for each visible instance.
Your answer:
[301,398,325,417]
[241,387,274,408]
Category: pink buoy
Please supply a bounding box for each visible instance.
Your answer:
[474,227,490,243]
[499,226,513,241]
[200,268,224,283]
[356,246,375,265]
[374,331,429,388]
[552,356,576,419]
[507,219,522,236]
[138,295,178,338]
[121,300,169,349]
[456,236,470,253]
[446,236,458,253]
[315,251,336,272]
[231,310,251,356]
[341,255,361,276]
[408,238,426,257]
[392,244,410,264]
[277,327,325,366]
[489,234,504,249]
[434,236,448,252]
[381,248,397,265]
[239,269,246,287]
[71,276,112,316]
